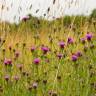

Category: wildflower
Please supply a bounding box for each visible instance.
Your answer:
[59,41,65,49]
[33,58,40,65]
[75,51,82,57]
[67,37,74,44]
[13,75,19,82]
[15,51,20,58]
[32,82,38,89]
[4,58,12,66]
[57,53,63,59]
[22,16,29,22]
[30,46,36,52]
[8,59,12,65]
[86,32,93,41]
[80,38,86,44]
[4,59,8,65]
[71,55,78,62]
[41,46,49,54]
[4,75,10,82]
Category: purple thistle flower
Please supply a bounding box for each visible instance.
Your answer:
[59,41,65,49]
[32,82,38,89]
[4,59,8,65]
[4,75,10,81]
[67,37,74,44]
[41,46,49,54]
[13,75,19,81]
[22,16,29,22]
[57,53,63,59]
[86,33,93,41]
[71,55,78,62]
[15,51,20,58]
[80,38,86,44]
[8,59,12,65]
[33,58,40,65]
[4,58,12,66]
[30,46,36,52]
[75,51,82,57]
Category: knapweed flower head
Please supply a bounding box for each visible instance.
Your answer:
[33,58,40,65]
[71,55,78,62]
[30,46,36,52]
[59,41,65,49]
[15,51,20,58]
[57,53,63,59]
[80,38,86,44]
[13,75,19,81]
[32,82,38,89]
[4,75,10,81]
[22,16,29,22]
[67,37,74,44]
[75,51,82,57]
[86,32,93,41]
[41,46,49,54]
[4,58,12,66]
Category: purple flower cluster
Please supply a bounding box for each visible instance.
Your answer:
[86,32,93,41]
[30,46,36,52]
[57,53,63,59]
[59,41,65,49]
[71,51,82,62]
[41,46,49,54]
[33,58,40,65]
[4,58,12,66]
[67,37,74,44]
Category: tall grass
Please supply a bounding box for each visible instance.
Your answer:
[0,0,96,96]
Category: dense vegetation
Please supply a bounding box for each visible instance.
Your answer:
[0,8,96,96]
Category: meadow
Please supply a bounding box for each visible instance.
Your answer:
[0,10,96,96]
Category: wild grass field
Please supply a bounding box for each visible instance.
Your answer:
[0,6,96,96]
